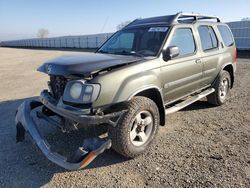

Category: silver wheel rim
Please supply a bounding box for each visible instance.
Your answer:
[130,111,153,147]
[219,78,229,100]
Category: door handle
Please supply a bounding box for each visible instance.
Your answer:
[195,59,202,64]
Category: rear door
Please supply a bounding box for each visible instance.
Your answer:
[196,24,221,86]
[160,25,203,103]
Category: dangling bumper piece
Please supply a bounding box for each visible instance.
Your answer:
[15,100,112,170]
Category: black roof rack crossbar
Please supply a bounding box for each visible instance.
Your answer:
[172,12,221,24]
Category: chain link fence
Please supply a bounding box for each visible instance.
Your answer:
[0,33,113,49]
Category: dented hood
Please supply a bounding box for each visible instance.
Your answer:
[37,52,142,77]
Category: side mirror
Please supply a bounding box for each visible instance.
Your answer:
[162,46,179,61]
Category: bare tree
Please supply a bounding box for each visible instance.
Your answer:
[37,28,49,38]
[116,21,131,31]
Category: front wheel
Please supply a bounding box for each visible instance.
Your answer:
[108,96,160,158]
[207,70,231,106]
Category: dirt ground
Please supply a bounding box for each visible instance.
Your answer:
[0,47,249,188]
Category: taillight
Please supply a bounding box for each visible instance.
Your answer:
[234,48,237,64]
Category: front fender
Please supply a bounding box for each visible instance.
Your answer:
[112,70,162,103]
[92,60,162,108]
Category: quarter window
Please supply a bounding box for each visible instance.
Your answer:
[217,25,234,47]
[169,28,196,56]
[198,26,218,51]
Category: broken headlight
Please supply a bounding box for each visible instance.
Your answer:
[63,80,100,104]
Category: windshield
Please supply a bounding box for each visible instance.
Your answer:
[97,27,169,57]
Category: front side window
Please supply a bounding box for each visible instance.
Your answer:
[217,25,234,47]
[168,28,196,56]
[98,27,169,57]
[198,26,218,51]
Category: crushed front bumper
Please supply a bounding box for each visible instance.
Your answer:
[40,90,127,126]
[15,92,126,170]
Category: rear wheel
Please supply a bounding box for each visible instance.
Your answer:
[207,70,231,106]
[108,96,159,158]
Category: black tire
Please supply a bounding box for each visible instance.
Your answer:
[207,70,231,106]
[108,96,160,158]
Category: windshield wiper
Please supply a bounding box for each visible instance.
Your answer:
[114,50,144,58]
[130,51,144,58]
[97,50,108,54]
[99,50,144,58]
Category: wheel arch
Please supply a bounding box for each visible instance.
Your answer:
[222,64,234,88]
[130,87,166,126]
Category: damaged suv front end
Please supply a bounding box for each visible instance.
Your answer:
[40,76,126,128]
[15,53,141,170]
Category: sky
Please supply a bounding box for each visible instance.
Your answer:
[0,0,249,41]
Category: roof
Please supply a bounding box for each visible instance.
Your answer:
[124,12,221,29]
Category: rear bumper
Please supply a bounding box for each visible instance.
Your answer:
[40,90,127,126]
[15,100,112,170]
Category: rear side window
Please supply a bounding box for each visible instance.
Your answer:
[198,26,218,51]
[217,25,234,47]
[209,27,218,48]
[169,28,196,56]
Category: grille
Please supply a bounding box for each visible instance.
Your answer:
[49,76,67,100]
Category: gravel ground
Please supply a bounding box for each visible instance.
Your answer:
[0,47,249,188]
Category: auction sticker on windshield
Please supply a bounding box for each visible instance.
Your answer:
[148,27,168,32]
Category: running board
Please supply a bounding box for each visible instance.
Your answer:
[165,88,215,115]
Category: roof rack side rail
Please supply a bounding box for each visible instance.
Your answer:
[171,12,221,24]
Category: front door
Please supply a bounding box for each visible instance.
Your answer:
[160,26,203,103]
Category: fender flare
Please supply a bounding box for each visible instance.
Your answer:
[213,63,235,88]
[127,85,166,126]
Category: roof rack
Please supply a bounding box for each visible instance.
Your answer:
[172,12,221,24]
